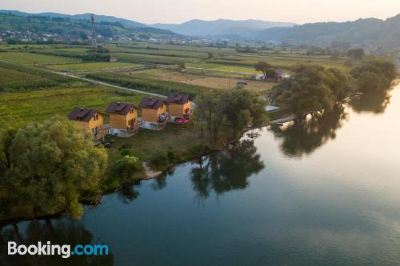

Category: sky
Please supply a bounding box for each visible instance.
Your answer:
[1,0,400,24]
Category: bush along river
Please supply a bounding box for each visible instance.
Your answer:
[1,84,400,266]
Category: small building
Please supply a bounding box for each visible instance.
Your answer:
[139,98,168,130]
[109,57,118,62]
[68,107,107,141]
[166,93,192,123]
[255,69,290,81]
[106,102,140,137]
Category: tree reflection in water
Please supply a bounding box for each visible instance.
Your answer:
[190,139,265,199]
[0,219,114,265]
[117,180,141,204]
[271,105,347,157]
[350,90,391,114]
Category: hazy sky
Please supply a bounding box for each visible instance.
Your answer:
[1,0,400,24]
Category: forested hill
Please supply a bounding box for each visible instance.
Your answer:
[0,10,148,28]
[258,15,400,50]
[0,12,178,41]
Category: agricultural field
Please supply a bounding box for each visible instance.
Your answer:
[127,69,274,92]
[0,61,75,91]
[47,62,143,73]
[0,51,80,65]
[112,52,199,65]
[0,86,142,125]
[86,71,207,96]
[0,42,353,125]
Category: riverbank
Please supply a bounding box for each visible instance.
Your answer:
[0,122,230,224]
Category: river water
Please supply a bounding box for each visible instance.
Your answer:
[1,85,400,265]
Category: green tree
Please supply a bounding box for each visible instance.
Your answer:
[275,65,348,117]
[0,117,108,220]
[326,68,353,102]
[255,61,272,81]
[347,48,365,61]
[222,90,268,140]
[194,90,268,143]
[351,58,397,93]
[193,90,226,144]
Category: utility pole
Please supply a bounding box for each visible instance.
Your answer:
[91,14,98,48]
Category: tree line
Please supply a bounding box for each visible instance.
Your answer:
[270,58,397,117]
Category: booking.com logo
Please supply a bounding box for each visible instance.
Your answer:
[8,241,109,259]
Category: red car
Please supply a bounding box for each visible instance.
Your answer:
[175,117,190,124]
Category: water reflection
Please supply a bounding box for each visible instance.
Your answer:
[190,139,264,198]
[117,181,141,204]
[0,219,113,265]
[116,174,168,204]
[350,91,391,114]
[270,105,347,157]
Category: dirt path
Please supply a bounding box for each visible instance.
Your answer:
[53,71,167,98]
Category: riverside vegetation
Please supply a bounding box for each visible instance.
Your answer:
[0,43,396,222]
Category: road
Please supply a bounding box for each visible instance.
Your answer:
[53,71,167,98]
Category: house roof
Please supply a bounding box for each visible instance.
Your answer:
[139,98,165,109]
[68,107,99,122]
[166,93,190,104]
[106,102,136,115]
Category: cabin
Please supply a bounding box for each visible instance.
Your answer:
[139,98,168,130]
[166,93,192,123]
[106,102,140,137]
[68,107,107,141]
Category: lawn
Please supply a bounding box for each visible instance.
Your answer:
[107,123,206,162]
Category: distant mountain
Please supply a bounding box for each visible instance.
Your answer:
[258,15,400,50]
[153,19,295,39]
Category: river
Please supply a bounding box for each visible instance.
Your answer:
[1,85,400,265]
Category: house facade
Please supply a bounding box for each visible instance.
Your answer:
[68,107,107,141]
[166,93,192,122]
[106,102,140,137]
[139,98,168,130]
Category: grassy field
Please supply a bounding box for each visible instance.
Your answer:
[47,62,143,73]
[0,61,75,91]
[128,68,274,92]
[0,42,353,123]
[0,86,142,125]
[107,123,206,162]
[0,51,80,65]
[86,71,208,96]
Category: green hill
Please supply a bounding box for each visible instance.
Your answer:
[0,12,178,43]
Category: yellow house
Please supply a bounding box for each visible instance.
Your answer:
[139,98,168,130]
[68,107,106,141]
[166,93,192,120]
[106,102,139,136]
